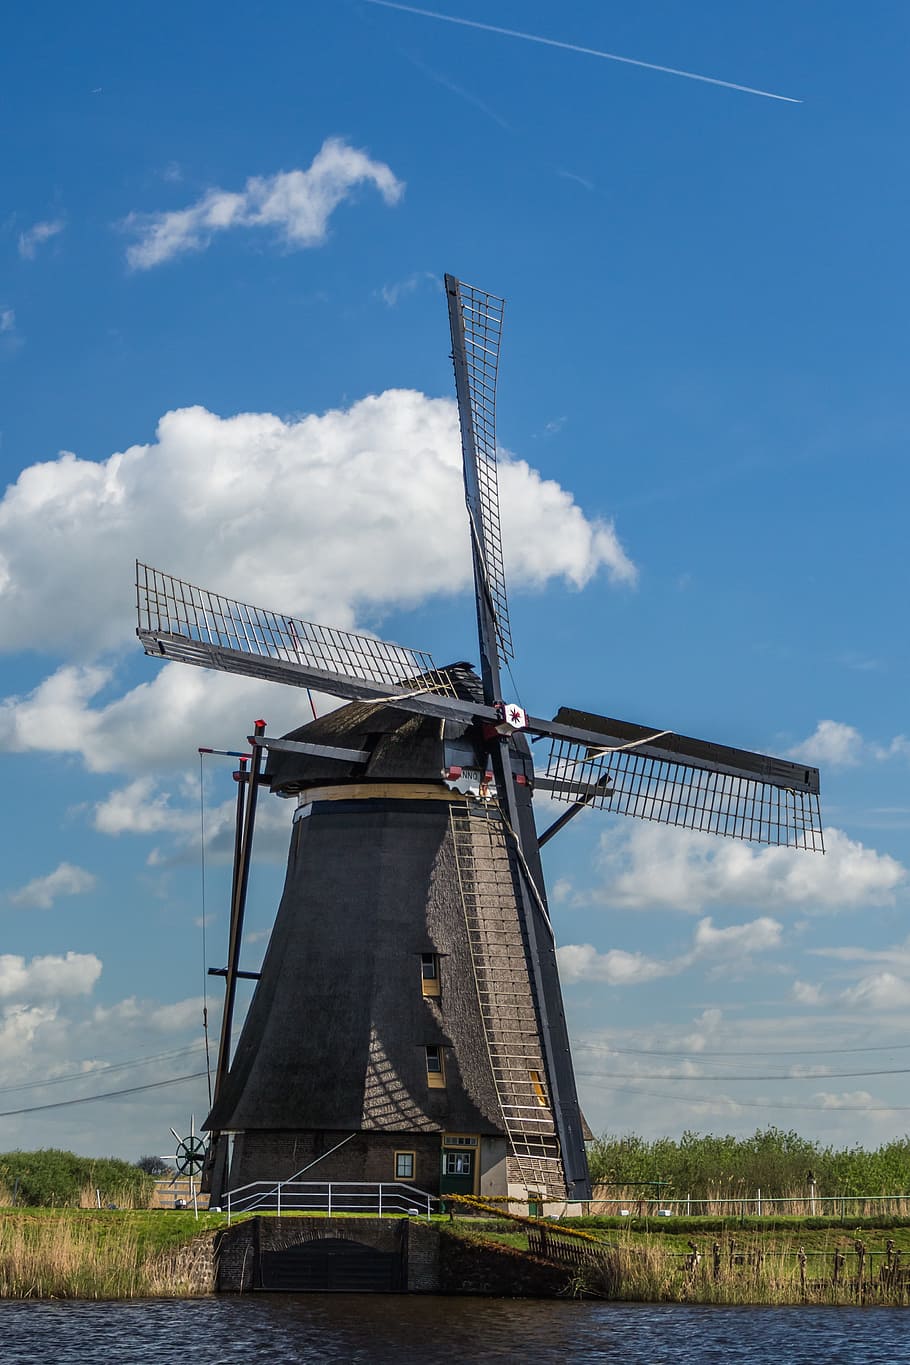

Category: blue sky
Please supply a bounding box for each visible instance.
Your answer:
[2,0,910,1166]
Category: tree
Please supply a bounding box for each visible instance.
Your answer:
[135,1155,171,1176]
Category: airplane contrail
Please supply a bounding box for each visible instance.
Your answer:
[365,0,801,104]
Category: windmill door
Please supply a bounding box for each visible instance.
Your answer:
[439,1134,478,1197]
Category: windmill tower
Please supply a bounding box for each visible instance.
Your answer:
[136,276,824,1207]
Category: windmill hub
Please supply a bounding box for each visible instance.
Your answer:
[491,702,529,735]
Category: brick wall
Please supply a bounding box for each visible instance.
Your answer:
[215,1216,439,1292]
[228,1130,444,1193]
[438,1229,569,1297]
[215,1217,573,1297]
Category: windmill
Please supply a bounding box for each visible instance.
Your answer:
[168,1115,204,1215]
[135,275,823,1206]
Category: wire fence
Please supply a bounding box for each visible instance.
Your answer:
[586,1189,910,1219]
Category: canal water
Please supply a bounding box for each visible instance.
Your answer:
[0,1296,906,1363]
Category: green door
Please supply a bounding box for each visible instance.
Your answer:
[439,1148,475,1196]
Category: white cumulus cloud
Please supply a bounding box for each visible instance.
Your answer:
[558,914,783,985]
[123,138,404,269]
[1,664,301,775]
[593,822,905,913]
[8,862,97,910]
[791,980,824,1005]
[94,777,199,835]
[839,972,910,1011]
[816,1090,876,1109]
[789,719,910,768]
[0,951,102,1001]
[557,943,673,986]
[692,915,782,955]
[788,719,864,767]
[92,993,204,1033]
[0,393,633,664]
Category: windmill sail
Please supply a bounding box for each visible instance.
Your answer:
[445,276,512,663]
[543,706,823,851]
[136,561,457,702]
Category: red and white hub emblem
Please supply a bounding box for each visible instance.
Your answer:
[494,702,528,735]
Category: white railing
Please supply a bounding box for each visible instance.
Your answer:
[224,1180,436,1224]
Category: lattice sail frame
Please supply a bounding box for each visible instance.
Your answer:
[136,562,455,696]
[447,278,513,661]
[545,739,824,851]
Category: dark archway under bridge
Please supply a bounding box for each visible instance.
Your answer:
[216,1217,438,1294]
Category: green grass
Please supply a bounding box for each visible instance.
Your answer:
[4,1207,227,1245]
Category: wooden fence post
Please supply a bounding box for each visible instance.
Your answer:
[855,1239,866,1302]
[798,1247,807,1298]
[712,1241,721,1281]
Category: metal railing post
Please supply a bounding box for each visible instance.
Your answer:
[277,1181,282,1218]
[379,1183,383,1217]
[328,1182,333,1217]
[227,1189,232,1226]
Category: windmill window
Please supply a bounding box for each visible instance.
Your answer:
[443,1152,473,1176]
[530,1069,548,1107]
[426,1046,446,1087]
[395,1151,415,1180]
[421,953,440,997]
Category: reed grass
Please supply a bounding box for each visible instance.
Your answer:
[0,1212,220,1299]
[76,1182,150,1210]
[571,1229,910,1305]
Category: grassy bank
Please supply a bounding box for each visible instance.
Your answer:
[455,1217,910,1304]
[0,1210,232,1299]
[571,1231,910,1305]
[7,1207,910,1303]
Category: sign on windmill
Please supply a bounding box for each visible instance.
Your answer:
[134,273,824,1209]
[169,1116,205,1217]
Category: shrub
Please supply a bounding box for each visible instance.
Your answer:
[0,1150,154,1208]
[587,1128,910,1199]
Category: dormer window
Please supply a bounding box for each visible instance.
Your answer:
[421,953,440,997]
[426,1045,446,1087]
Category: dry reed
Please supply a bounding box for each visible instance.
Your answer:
[576,1231,910,1306]
[0,1214,213,1299]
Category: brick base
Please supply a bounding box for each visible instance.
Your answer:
[227,1130,443,1193]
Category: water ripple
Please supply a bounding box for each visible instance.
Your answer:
[0,1296,908,1364]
